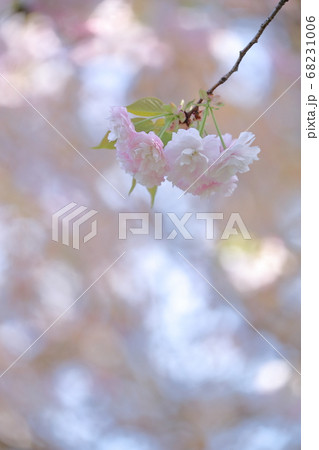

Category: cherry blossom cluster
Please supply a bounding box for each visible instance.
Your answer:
[97,98,260,204]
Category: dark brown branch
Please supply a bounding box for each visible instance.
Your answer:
[183,0,290,126]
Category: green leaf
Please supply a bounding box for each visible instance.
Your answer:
[155,116,174,144]
[162,103,177,114]
[131,117,154,133]
[199,89,209,100]
[152,119,172,145]
[93,131,116,149]
[126,97,166,117]
[147,186,157,208]
[128,177,137,195]
[161,131,172,146]
[153,118,165,131]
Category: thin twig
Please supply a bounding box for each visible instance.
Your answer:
[183,0,290,126]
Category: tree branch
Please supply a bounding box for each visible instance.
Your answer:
[183,0,290,126]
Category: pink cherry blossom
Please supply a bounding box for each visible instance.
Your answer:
[165,128,260,197]
[210,131,260,185]
[116,130,168,188]
[105,106,135,142]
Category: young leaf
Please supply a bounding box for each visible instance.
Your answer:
[154,118,165,126]
[128,177,137,195]
[199,89,209,101]
[162,103,177,114]
[131,117,154,133]
[126,97,166,117]
[153,118,165,133]
[161,131,172,146]
[147,186,157,208]
[153,118,172,145]
[93,131,116,149]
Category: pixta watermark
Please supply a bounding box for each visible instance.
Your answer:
[52,206,251,248]
[118,212,251,240]
[52,202,98,249]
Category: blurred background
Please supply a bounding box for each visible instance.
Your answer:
[0,0,300,449]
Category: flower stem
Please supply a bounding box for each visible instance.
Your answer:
[158,117,173,138]
[135,114,171,125]
[198,104,209,137]
[210,107,226,149]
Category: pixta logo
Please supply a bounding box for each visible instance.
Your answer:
[52,203,97,249]
[118,212,251,240]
